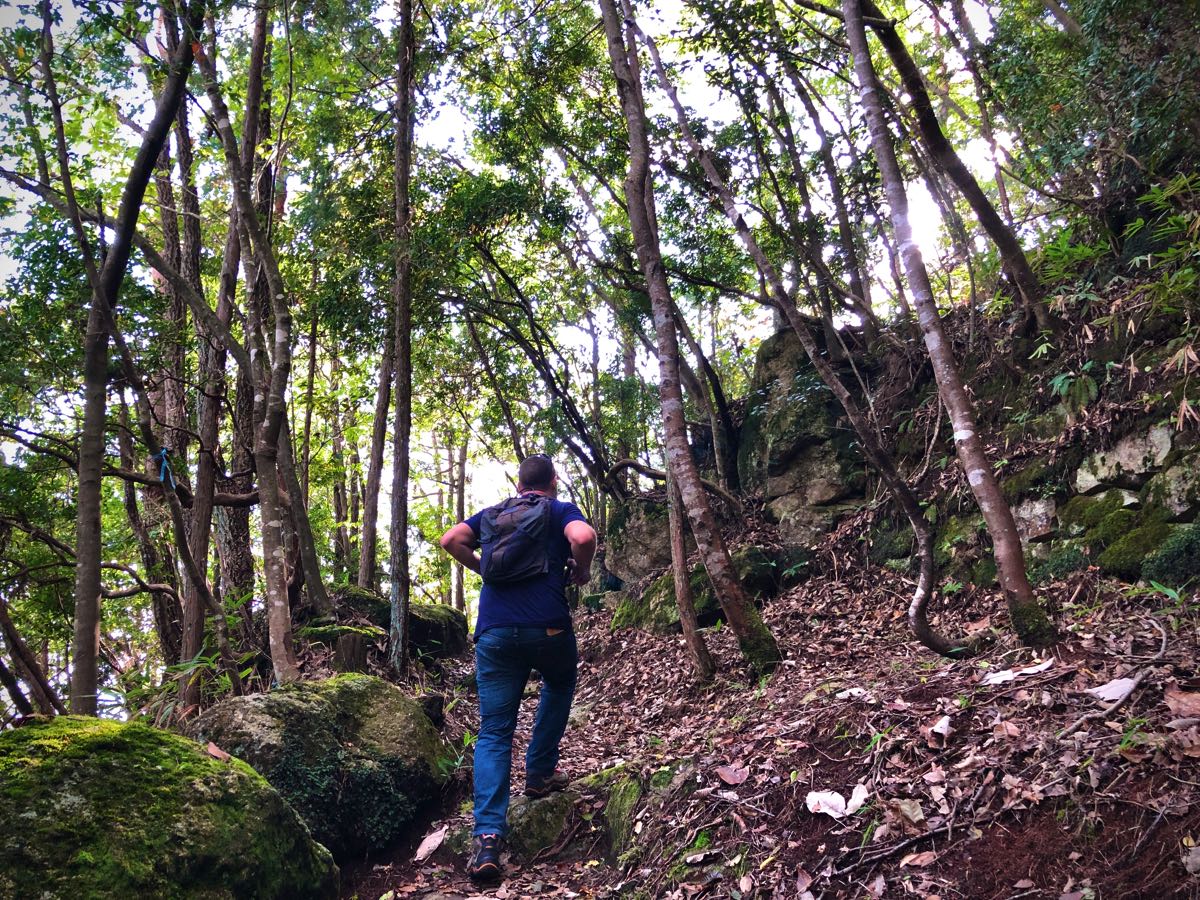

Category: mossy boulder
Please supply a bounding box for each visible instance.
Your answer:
[737,329,865,545]
[409,603,469,657]
[1075,424,1172,493]
[186,674,445,859]
[1142,451,1200,522]
[1029,545,1089,584]
[0,717,338,899]
[1141,524,1200,588]
[606,498,680,584]
[328,586,468,658]
[1059,489,1137,535]
[1095,519,1173,580]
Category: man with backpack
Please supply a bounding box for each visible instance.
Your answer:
[438,453,597,883]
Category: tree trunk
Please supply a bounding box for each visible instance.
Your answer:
[453,437,468,612]
[358,339,395,591]
[666,470,715,681]
[860,0,1049,330]
[843,0,1054,647]
[278,419,332,615]
[0,653,34,717]
[389,0,416,673]
[300,300,319,503]
[0,596,66,715]
[600,0,779,674]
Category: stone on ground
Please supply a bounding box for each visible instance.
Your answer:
[186,674,445,859]
[0,716,338,899]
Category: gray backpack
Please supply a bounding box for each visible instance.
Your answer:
[478,494,553,584]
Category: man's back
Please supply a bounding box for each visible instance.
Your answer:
[466,495,586,636]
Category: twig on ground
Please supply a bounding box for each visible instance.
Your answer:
[1059,618,1168,739]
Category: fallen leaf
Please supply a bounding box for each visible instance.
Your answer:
[899,850,938,867]
[1183,846,1200,876]
[1165,684,1200,718]
[739,875,754,892]
[806,790,848,818]
[993,720,1022,739]
[1013,879,1035,889]
[795,867,814,892]
[981,659,1053,686]
[1085,677,1136,704]
[847,783,870,813]
[205,742,231,763]
[412,824,447,863]
[716,765,749,786]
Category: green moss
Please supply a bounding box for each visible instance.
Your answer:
[188,675,443,860]
[649,765,677,791]
[330,584,391,627]
[868,522,914,564]
[1061,489,1129,533]
[734,603,781,675]
[505,791,576,859]
[0,717,338,899]
[731,546,779,598]
[1001,459,1051,502]
[969,556,998,587]
[1096,519,1173,579]
[1010,600,1058,648]
[1141,524,1200,587]
[1083,507,1138,550]
[409,603,469,657]
[605,777,643,860]
[296,623,387,643]
[1029,545,1089,584]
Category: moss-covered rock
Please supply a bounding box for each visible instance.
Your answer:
[505,790,577,858]
[0,717,338,899]
[1001,458,1052,503]
[1083,507,1139,550]
[1141,524,1200,587]
[611,546,780,635]
[606,498,679,584]
[868,521,914,565]
[186,675,445,859]
[604,776,643,861]
[1096,519,1173,580]
[409,603,469,657]
[296,622,387,644]
[1029,545,1089,584]
[1075,424,1173,493]
[1059,488,1135,534]
[330,584,391,627]
[1142,452,1200,522]
[737,329,865,545]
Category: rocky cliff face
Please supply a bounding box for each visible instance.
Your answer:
[737,329,866,546]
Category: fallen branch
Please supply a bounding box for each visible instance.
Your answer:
[605,458,743,514]
[1059,618,1168,739]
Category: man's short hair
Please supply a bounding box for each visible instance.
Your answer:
[518,453,555,491]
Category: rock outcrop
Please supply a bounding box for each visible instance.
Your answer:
[0,716,338,899]
[738,329,865,546]
[186,674,445,859]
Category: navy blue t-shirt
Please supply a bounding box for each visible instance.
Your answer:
[465,495,587,636]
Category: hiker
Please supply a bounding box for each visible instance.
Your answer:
[438,452,597,883]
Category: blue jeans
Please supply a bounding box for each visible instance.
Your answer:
[472,626,577,837]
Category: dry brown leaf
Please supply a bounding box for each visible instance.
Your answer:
[1165,685,1200,718]
[795,867,814,892]
[412,824,447,863]
[205,742,231,763]
[899,850,938,867]
[716,764,749,786]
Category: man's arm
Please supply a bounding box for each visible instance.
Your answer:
[439,522,481,573]
[564,520,597,586]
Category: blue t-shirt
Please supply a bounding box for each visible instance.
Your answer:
[465,495,587,636]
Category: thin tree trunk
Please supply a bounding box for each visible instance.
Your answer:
[279,418,332,615]
[466,314,524,460]
[389,0,416,672]
[666,470,715,681]
[453,437,468,612]
[600,0,779,674]
[1040,0,1084,37]
[300,299,319,503]
[0,596,66,715]
[358,339,394,591]
[0,653,34,717]
[859,0,1049,331]
[635,17,966,655]
[843,0,1054,647]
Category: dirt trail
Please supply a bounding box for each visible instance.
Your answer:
[346,563,1200,899]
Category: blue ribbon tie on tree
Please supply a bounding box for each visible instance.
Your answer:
[153,447,176,491]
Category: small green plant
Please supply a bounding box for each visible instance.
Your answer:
[956,693,972,710]
[1048,361,1099,414]
[436,730,477,779]
[863,726,894,754]
[942,579,964,595]
[1117,717,1150,752]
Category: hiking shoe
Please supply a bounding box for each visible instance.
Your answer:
[467,833,503,883]
[525,768,570,798]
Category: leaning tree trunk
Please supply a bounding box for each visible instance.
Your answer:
[843,0,1054,647]
[599,0,779,674]
[666,469,716,681]
[358,339,395,591]
[634,16,967,656]
[389,0,416,672]
[860,0,1050,331]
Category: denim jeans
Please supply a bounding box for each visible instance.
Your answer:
[472,626,577,837]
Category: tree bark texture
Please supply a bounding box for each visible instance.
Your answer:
[666,471,716,681]
[389,0,416,672]
[358,339,395,590]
